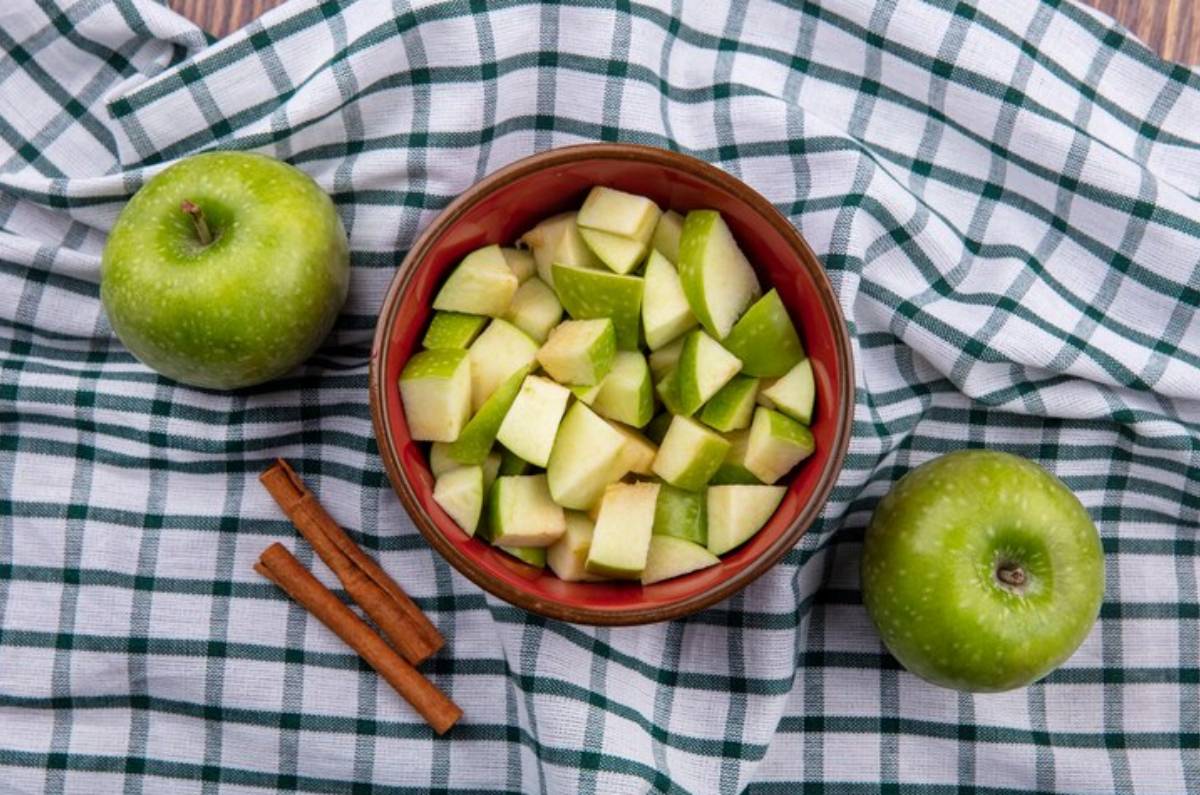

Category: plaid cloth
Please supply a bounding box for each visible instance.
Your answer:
[1,0,1198,791]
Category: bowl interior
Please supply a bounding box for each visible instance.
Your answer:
[375,148,850,623]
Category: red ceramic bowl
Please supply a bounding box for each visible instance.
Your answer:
[369,143,853,625]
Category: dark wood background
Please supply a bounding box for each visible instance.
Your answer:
[168,0,1197,65]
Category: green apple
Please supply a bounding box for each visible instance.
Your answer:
[100,151,349,389]
[447,365,529,465]
[585,481,661,578]
[862,450,1105,692]
[648,336,685,380]
[578,228,649,275]
[677,209,761,339]
[499,545,546,568]
[483,474,565,547]
[545,402,630,510]
[399,349,471,442]
[759,358,815,425]
[467,319,538,412]
[651,415,731,491]
[743,406,815,484]
[721,289,804,377]
[501,247,536,283]
[709,429,762,485]
[676,330,743,416]
[611,424,658,475]
[423,311,488,350]
[495,374,571,467]
[551,263,643,350]
[642,250,697,351]
[547,512,605,582]
[433,244,519,317]
[576,186,661,239]
[536,318,616,386]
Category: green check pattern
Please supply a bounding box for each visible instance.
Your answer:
[1,0,1198,791]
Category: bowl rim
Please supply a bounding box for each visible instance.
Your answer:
[369,142,854,625]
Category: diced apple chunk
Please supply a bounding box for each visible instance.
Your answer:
[423,312,488,350]
[400,348,472,442]
[585,481,661,578]
[642,250,697,350]
[501,247,536,283]
[499,546,546,567]
[612,424,658,475]
[547,512,606,582]
[504,277,562,343]
[433,466,484,536]
[651,210,684,263]
[706,484,786,555]
[744,407,815,484]
[677,330,742,415]
[536,318,616,386]
[467,320,539,412]
[448,366,528,465]
[721,289,804,378]
[592,351,654,428]
[546,402,630,510]
[677,210,761,339]
[433,244,519,317]
[641,535,719,585]
[579,227,648,275]
[484,474,565,547]
[651,415,731,491]
[429,442,456,476]
[551,263,643,350]
[699,375,758,432]
[710,429,762,485]
[518,212,601,287]
[652,484,706,546]
[759,358,815,425]
[577,186,661,240]
[648,336,685,380]
[496,375,571,467]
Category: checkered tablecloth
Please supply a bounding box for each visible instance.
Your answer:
[1,0,1198,791]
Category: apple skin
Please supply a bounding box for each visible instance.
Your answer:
[861,450,1104,692]
[101,151,349,389]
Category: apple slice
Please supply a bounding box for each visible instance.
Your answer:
[677,330,742,415]
[501,247,536,283]
[642,250,697,350]
[429,442,455,476]
[399,348,472,442]
[518,212,601,288]
[482,450,502,491]
[547,512,606,582]
[536,318,616,386]
[579,227,648,275]
[655,368,686,416]
[648,336,685,380]
[483,474,565,547]
[651,415,731,491]
[422,311,488,350]
[433,465,484,536]
[499,545,546,567]
[447,365,528,465]
[432,244,519,317]
[706,484,786,555]
[721,289,804,378]
[504,277,562,343]
[467,320,539,412]
[643,412,673,445]
[677,210,761,339]
[759,358,815,425]
[652,483,706,546]
[744,406,815,484]
[551,263,643,350]
[710,429,762,485]
[585,481,661,578]
[699,375,758,432]
[496,375,571,467]
[576,186,661,239]
[592,351,654,428]
[546,402,630,510]
[642,535,720,585]
[570,382,601,405]
[498,448,534,476]
[612,424,658,475]
[651,209,684,264]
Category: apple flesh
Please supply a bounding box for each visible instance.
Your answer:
[862,450,1105,692]
[100,151,349,389]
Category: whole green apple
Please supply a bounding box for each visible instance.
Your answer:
[101,151,349,389]
[862,450,1104,692]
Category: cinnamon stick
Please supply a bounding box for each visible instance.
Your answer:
[260,459,443,665]
[255,543,462,734]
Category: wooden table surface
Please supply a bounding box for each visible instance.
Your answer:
[169,0,1198,66]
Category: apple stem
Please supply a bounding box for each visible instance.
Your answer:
[180,200,213,246]
[996,564,1026,588]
